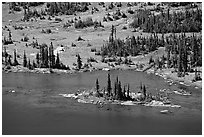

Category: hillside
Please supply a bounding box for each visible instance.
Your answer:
[2,2,202,87]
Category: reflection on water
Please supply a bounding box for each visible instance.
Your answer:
[2,70,202,135]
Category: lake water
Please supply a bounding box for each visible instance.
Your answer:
[2,70,202,135]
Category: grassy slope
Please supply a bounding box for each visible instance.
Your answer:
[2,2,202,87]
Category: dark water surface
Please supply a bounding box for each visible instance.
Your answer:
[2,70,202,135]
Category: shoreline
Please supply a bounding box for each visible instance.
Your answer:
[146,68,202,89]
[2,63,202,89]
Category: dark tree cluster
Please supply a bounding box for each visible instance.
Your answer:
[100,25,165,57]
[19,2,90,21]
[35,42,69,70]
[46,2,90,16]
[2,31,13,45]
[2,47,19,66]
[103,9,127,22]
[2,42,69,70]
[8,2,22,12]
[74,17,94,29]
[76,54,83,70]
[165,33,202,77]
[164,2,197,8]
[130,7,202,33]
[74,17,103,29]
[95,74,148,101]
[22,6,42,21]
[17,2,44,7]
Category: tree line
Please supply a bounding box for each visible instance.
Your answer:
[20,2,90,21]
[2,42,69,70]
[130,7,202,33]
[2,42,85,71]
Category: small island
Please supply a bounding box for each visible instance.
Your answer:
[60,73,181,108]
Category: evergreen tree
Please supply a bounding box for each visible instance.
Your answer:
[118,81,122,100]
[123,85,126,99]
[127,84,130,99]
[143,85,146,99]
[140,82,143,91]
[13,49,19,66]
[27,58,32,69]
[32,60,36,68]
[96,78,100,93]
[23,50,27,67]
[44,45,49,68]
[166,45,171,68]
[107,73,112,97]
[55,52,60,68]
[8,56,12,66]
[49,42,55,68]
[36,52,40,67]
[114,80,117,98]
[77,54,82,69]
[8,31,12,42]
[3,47,8,65]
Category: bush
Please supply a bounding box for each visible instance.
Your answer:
[13,6,21,11]
[71,43,76,47]
[41,29,52,34]
[91,48,96,52]
[107,16,113,21]
[77,36,85,41]
[55,17,62,22]
[95,51,101,56]
[87,43,92,47]
[127,8,134,14]
[87,57,97,63]
[121,13,127,18]
[113,15,120,20]
[122,26,127,30]
[74,17,94,29]
[21,36,29,42]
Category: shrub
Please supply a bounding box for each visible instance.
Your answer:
[55,17,62,22]
[87,57,97,63]
[122,26,127,30]
[121,13,127,18]
[21,36,29,42]
[113,15,120,20]
[91,48,96,52]
[71,43,76,47]
[74,17,94,29]
[87,43,92,47]
[127,8,134,14]
[77,36,85,41]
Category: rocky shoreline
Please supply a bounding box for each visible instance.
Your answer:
[59,89,182,109]
[3,63,202,89]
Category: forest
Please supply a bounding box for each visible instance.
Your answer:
[130,6,202,33]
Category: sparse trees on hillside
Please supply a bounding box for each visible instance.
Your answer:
[130,7,202,33]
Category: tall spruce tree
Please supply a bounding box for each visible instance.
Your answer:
[8,56,12,66]
[49,42,55,68]
[127,84,130,99]
[107,73,112,97]
[3,47,8,65]
[36,52,40,67]
[96,78,100,93]
[27,58,32,69]
[23,50,27,67]
[77,54,82,69]
[143,85,146,99]
[13,49,19,66]
[55,52,60,68]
